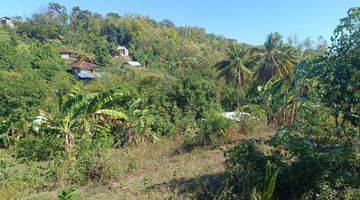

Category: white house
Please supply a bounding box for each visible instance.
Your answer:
[117,46,129,57]
[0,17,14,28]
[58,49,76,59]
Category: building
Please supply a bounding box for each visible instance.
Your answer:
[116,46,129,57]
[124,61,141,67]
[69,60,97,73]
[58,49,76,59]
[68,60,101,80]
[0,17,14,28]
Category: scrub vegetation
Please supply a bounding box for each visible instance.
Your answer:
[0,3,359,200]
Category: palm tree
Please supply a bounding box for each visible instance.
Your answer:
[255,32,298,84]
[215,44,252,110]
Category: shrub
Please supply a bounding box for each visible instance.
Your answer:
[224,128,360,200]
[14,134,64,161]
[180,108,233,150]
[238,104,267,135]
[237,114,258,135]
[57,186,77,200]
[224,139,269,199]
[59,136,118,185]
[199,111,233,145]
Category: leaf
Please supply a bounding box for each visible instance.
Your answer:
[95,109,128,120]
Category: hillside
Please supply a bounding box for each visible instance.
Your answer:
[0,3,359,200]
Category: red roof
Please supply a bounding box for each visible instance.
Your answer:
[70,60,97,70]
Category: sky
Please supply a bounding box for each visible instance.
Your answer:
[1,0,359,45]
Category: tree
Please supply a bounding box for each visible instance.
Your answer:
[161,19,175,28]
[258,56,323,125]
[319,7,360,130]
[255,33,299,84]
[16,2,68,40]
[215,44,252,110]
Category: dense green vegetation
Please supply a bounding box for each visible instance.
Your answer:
[0,3,359,199]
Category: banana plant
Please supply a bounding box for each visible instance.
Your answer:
[257,58,319,125]
[36,85,128,147]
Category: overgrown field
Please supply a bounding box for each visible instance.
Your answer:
[0,2,359,200]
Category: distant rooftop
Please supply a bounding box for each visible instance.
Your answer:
[71,60,98,70]
[58,48,76,54]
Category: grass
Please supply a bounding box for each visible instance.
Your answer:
[0,127,275,200]
[0,138,226,200]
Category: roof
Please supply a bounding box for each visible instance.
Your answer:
[76,72,101,79]
[70,60,97,70]
[0,17,11,20]
[117,46,128,50]
[125,61,141,67]
[58,48,76,54]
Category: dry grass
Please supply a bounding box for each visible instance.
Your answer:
[0,126,275,200]
[0,138,226,200]
[76,139,226,199]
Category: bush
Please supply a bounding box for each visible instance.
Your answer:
[180,109,233,150]
[238,104,267,135]
[224,139,269,199]
[57,186,77,200]
[59,136,118,185]
[224,128,360,200]
[199,110,233,145]
[14,134,64,161]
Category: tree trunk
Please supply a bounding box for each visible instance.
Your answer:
[235,68,241,111]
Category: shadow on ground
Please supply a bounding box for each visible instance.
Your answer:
[154,171,229,199]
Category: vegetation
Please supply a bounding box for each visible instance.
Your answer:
[0,2,359,199]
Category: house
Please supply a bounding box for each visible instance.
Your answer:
[116,46,129,57]
[68,60,100,79]
[58,49,76,59]
[0,17,14,28]
[124,61,141,67]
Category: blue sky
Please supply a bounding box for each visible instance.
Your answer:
[1,0,359,45]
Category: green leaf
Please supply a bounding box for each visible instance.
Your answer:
[95,109,128,120]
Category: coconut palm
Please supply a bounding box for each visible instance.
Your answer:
[215,44,252,110]
[255,32,299,84]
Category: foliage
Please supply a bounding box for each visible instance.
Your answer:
[215,44,252,109]
[58,135,117,184]
[319,7,360,129]
[57,186,77,200]
[254,32,300,84]
[14,134,64,161]
[0,2,359,199]
[225,139,269,199]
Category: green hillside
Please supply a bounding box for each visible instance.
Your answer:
[0,3,359,200]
